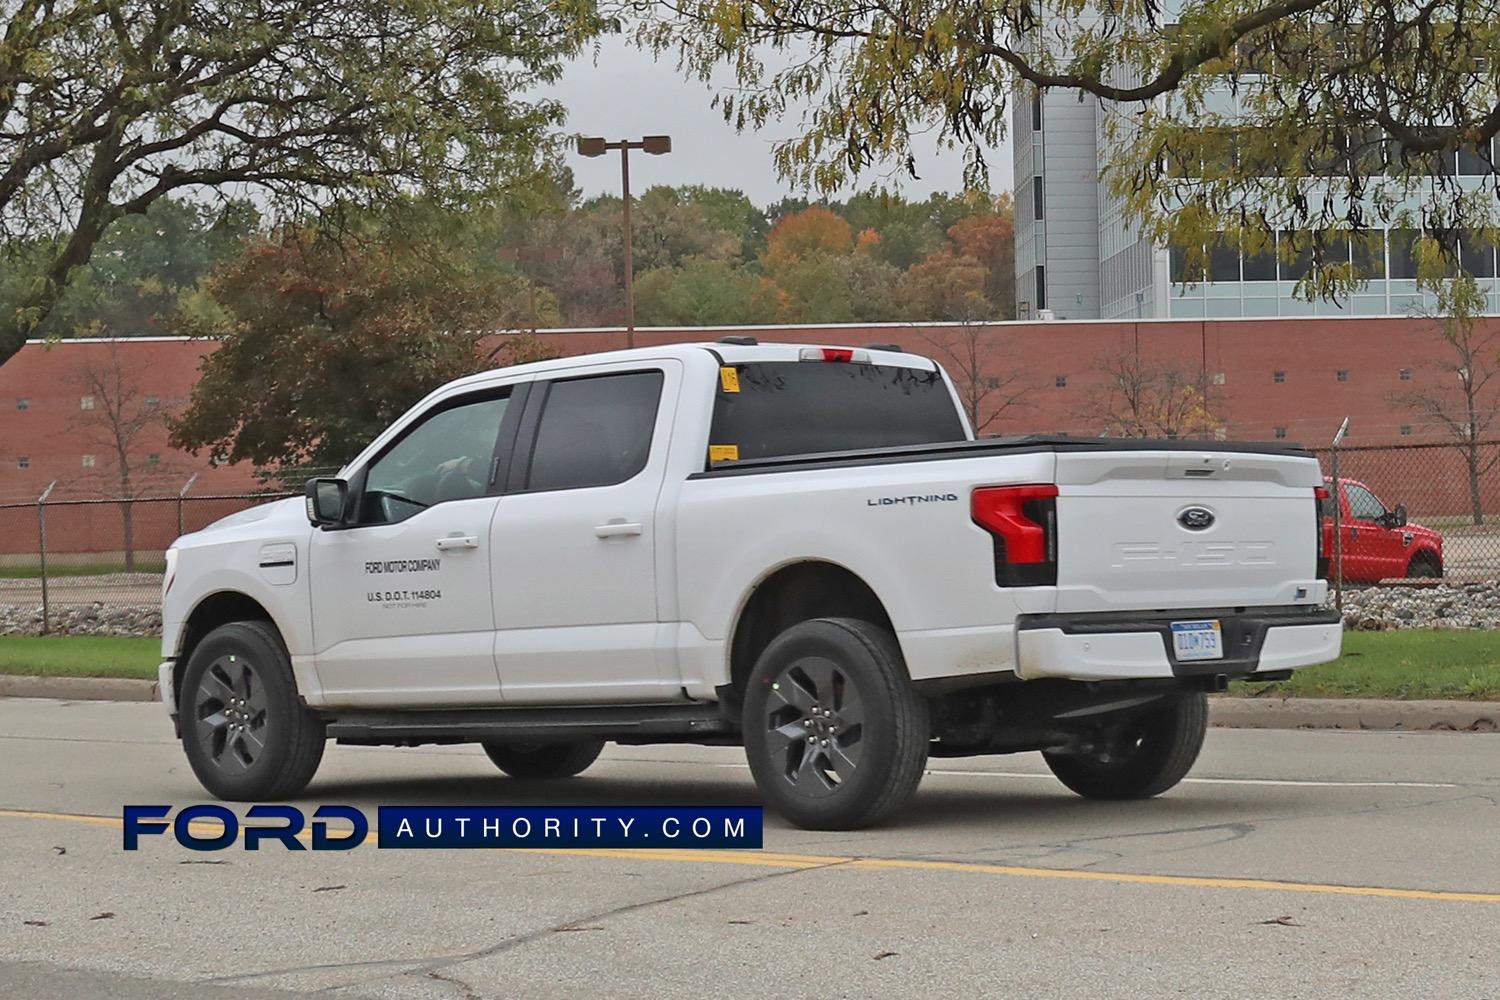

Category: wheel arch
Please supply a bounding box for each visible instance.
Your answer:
[726,560,899,697]
[1407,547,1443,576]
[172,591,282,710]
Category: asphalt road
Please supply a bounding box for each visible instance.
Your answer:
[1,699,1498,999]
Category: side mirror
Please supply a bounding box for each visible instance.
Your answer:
[305,478,349,528]
[1393,503,1408,528]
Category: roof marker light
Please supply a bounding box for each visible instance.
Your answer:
[798,347,869,363]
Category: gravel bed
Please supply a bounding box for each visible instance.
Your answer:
[1335,582,1500,631]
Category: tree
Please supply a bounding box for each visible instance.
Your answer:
[170,208,555,474]
[899,250,990,322]
[640,0,1500,294]
[947,203,1016,319]
[68,342,183,570]
[1394,278,1500,525]
[0,0,602,368]
[635,257,769,326]
[921,324,1031,434]
[2,197,258,338]
[1076,349,1223,440]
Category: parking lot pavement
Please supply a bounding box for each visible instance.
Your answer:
[1,699,1497,999]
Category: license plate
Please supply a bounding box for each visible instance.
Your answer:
[1170,620,1223,661]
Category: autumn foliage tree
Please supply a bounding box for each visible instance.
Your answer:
[171,208,555,474]
[0,0,602,369]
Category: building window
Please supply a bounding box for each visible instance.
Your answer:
[1213,427,1228,441]
[1273,371,1286,383]
[1400,425,1412,436]
[1211,372,1226,386]
[1274,427,1288,439]
[146,453,160,467]
[17,456,29,469]
[80,395,95,411]
[211,455,228,467]
[81,454,96,468]
[1031,91,1042,131]
[1035,265,1047,310]
[1398,368,1412,381]
[15,397,29,410]
[1055,374,1068,388]
[145,394,160,408]
[1032,176,1044,221]
[1336,370,1349,382]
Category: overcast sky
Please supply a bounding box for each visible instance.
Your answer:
[548,37,1014,208]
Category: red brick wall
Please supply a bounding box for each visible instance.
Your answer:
[2,317,1495,533]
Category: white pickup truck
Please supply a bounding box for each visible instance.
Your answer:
[160,340,1341,829]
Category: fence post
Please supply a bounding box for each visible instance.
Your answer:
[1330,418,1349,614]
[177,472,199,538]
[36,480,57,635]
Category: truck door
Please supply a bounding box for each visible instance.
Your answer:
[308,387,516,705]
[490,361,682,703]
[1341,481,1392,582]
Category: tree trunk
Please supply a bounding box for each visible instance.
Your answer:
[1467,446,1485,527]
[119,499,136,572]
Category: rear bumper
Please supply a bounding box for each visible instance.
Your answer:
[1015,606,1342,681]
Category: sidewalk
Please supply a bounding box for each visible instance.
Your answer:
[2,675,1497,732]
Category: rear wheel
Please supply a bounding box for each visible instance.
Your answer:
[179,621,325,801]
[481,740,605,779]
[1407,553,1442,578]
[742,617,929,831]
[1043,692,1207,800]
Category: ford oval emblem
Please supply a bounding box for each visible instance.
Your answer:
[1178,506,1216,531]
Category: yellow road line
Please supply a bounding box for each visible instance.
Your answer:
[5,807,1498,904]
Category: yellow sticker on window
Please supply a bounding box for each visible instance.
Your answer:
[709,444,740,463]
[719,366,741,393]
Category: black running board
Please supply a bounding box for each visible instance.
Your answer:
[326,703,737,747]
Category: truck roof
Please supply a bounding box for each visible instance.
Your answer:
[448,341,940,391]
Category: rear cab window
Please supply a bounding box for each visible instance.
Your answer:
[708,360,966,465]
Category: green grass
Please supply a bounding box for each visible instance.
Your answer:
[0,636,160,679]
[1232,629,1500,700]
[0,630,1496,698]
[0,561,166,578]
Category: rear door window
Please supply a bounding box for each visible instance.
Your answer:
[709,362,965,463]
[525,371,664,491]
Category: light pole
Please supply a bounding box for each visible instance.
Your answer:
[577,135,672,348]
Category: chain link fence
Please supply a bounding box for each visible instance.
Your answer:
[1311,439,1500,589]
[1,442,1496,636]
[1,484,294,635]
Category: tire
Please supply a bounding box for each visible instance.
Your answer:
[482,740,605,779]
[179,621,325,801]
[1043,692,1207,801]
[742,617,929,831]
[1407,553,1442,578]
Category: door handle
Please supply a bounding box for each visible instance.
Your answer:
[594,520,643,539]
[435,535,480,551]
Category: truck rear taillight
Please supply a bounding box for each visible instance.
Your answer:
[972,485,1059,587]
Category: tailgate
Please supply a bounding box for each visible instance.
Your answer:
[1053,449,1324,613]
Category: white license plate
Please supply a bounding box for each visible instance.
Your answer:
[1170,620,1224,661]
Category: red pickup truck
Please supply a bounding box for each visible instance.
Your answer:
[1320,477,1444,582]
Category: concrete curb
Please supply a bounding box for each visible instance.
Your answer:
[0,677,1497,731]
[1210,696,1500,733]
[0,675,158,702]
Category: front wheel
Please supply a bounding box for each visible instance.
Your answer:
[481,740,605,779]
[742,617,929,831]
[1407,553,1442,578]
[1043,692,1207,800]
[179,621,326,801]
